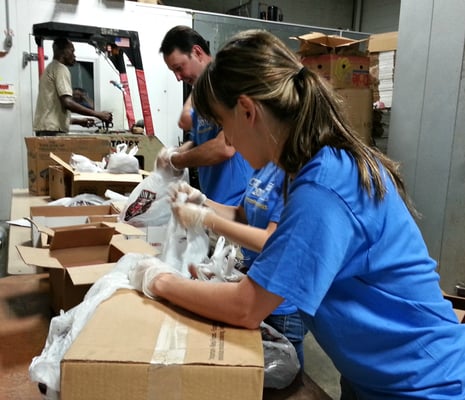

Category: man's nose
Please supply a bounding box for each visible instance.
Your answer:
[175,73,182,82]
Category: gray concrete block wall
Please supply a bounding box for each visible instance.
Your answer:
[163,0,400,33]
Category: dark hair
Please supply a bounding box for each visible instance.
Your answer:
[159,25,210,56]
[52,37,72,54]
[192,29,418,217]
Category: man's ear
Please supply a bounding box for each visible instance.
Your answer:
[237,95,255,123]
[191,44,204,59]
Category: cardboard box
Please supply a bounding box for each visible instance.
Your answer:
[301,54,370,89]
[49,152,147,200]
[17,224,157,312]
[61,289,264,400]
[292,32,370,89]
[25,136,111,196]
[368,31,398,53]
[25,135,163,197]
[29,204,121,247]
[337,88,373,145]
[72,133,164,171]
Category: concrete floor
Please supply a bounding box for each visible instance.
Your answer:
[303,334,341,399]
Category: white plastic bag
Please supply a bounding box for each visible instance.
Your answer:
[106,143,139,174]
[121,168,187,228]
[191,236,245,282]
[69,153,104,173]
[160,193,210,277]
[261,321,301,389]
[29,253,150,400]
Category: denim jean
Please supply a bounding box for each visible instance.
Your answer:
[340,376,359,400]
[264,311,308,370]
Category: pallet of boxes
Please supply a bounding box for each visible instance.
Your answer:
[291,32,373,146]
[367,31,398,152]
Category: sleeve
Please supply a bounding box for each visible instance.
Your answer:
[55,65,73,98]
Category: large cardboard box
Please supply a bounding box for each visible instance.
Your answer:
[368,31,398,53]
[49,152,148,199]
[61,289,264,400]
[17,224,157,312]
[29,204,121,247]
[337,88,373,145]
[292,32,370,89]
[26,135,164,197]
[25,136,111,196]
[73,133,164,171]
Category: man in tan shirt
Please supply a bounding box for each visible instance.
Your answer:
[33,37,112,136]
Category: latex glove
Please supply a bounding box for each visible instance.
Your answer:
[172,202,213,230]
[155,147,184,176]
[170,181,207,205]
[129,256,182,299]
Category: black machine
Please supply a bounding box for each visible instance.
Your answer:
[32,21,154,135]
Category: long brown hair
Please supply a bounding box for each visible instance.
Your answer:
[193,29,418,216]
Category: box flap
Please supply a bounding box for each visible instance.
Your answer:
[50,152,75,174]
[111,237,160,256]
[291,32,368,55]
[104,222,146,237]
[368,31,398,52]
[73,172,144,183]
[30,204,120,218]
[50,223,115,250]
[67,263,115,285]
[64,289,263,367]
[16,245,63,269]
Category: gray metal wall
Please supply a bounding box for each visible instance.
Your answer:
[389,0,465,293]
[192,11,370,57]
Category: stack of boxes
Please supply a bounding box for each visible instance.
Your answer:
[292,32,373,145]
[367,31,398,152]
[368,31,398,108]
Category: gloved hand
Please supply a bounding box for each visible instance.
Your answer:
[155,147,184,176]
[128,256,182,299]
[170,181,207,205]
[172,202,213,230]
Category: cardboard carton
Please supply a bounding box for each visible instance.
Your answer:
[292,32,370,89]
[25,136,111,196]
[49,152,148,199]
[25,135,163,196]
[17,224,157,313]
[61,289,264,400]
[29,204,121,247]
[368,31,398,53]
[337,88,373,145]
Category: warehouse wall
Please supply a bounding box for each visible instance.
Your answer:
[164,0,400,32]
[389,0,465,293]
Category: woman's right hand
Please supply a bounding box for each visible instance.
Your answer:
[172,181,207,205]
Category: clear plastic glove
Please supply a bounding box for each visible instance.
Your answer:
[172,202,213,230]
[170,181,207,205]
[129,256,182,299]
[155,147,184,176]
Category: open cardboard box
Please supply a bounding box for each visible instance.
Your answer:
[17,223,157,313]
[291,32,370,89]
[49,152,148,199]
[29,204,121,247]
[61,289,264,400]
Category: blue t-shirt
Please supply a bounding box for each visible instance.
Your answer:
[240,162,285,267]
[190,110,253,206]
[239,162,295,316]
[248,146,465,398]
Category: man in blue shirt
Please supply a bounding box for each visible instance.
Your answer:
[159,26,252,205]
